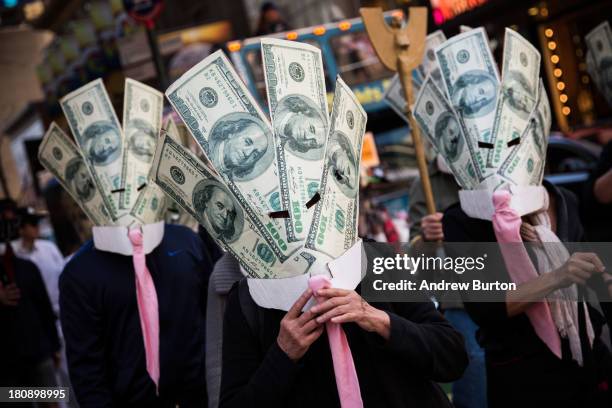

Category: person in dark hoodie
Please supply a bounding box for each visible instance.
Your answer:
[219,274,468,407]
[60,224,214,407]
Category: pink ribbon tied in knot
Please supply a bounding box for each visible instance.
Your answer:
[491,190,562,359]
[309,275,363,408]
[128,227,160,393]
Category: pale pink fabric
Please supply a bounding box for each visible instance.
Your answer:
[128,228,160,392]
[309,275,363,408]
[491,190,562,359]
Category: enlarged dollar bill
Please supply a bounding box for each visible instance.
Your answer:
[60,79,123,220]
[585,21,612,106]
[498,81,550,185]
[435,27,499,176]
[386,30,448,121]
[305,77,366,258]
[165,50,297,257]
[121,78,163,210]
[38,123,113,226]
[414,76,479,189]
[419,30,447,87]
[152,134,314,278]
[261,38,329,242]
[129,183,167,225]
[488,28,541,168]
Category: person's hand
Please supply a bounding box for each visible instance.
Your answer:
[520,221,539,242]
[277,289,324,362]
[0,282,20,307]
[422,212,444,241]
[311,288,391,340]
[553,252,605,288]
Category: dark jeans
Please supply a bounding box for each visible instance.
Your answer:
[445,308,487,408]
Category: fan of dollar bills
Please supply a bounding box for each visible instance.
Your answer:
[40,38,368,279]
[385,27,551,190]
[585,21,612,107]
[38,78,169,227]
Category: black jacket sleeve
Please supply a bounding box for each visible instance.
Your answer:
[219,286,302,408]
[59,266,113,408]
[443,205,510,328]
[369,301,468,383]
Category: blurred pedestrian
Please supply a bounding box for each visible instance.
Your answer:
[205,253,243,408]
[409,154,487,408]
[12,207,64,317]
[0,199,60,404]
[255,2,290,36]
[60,224,214,407]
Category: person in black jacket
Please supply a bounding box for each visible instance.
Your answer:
[0,199,60,392]
[443,181,612,408]
[60,224,213,407]
[220,277,468,408]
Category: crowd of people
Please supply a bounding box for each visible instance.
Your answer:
[0,140,610,408]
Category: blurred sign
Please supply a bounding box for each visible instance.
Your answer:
[361,131,380,169]
[430,0,489,25]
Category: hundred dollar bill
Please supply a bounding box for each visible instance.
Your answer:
[420,30,447,84]
[498,81,550,186]
[386,31,447,118]
[488,28,541,168]
[585,21,612,106]
[435,27,500,176]
[305,77,366,258]
[261,38,329,242]
[165,50,296,257]
[129,184,167,224]
[152,134,314,278]
[414,76,479,189]
[38,122,113,226]
[120,78,163,210]
[460,25,473,33]
[60,78,123,220]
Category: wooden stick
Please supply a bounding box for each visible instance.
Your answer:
[397,57,436,215]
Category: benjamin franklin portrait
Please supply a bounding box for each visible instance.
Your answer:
[435,112,464,163]
[82,121,122,166]
[193,180,244,243]
[126,118,156,163]
[209,113,274,181]
[327,131,358,198]
[503,70,535,118]
[451,70,498,118]
[274,95,327,161]
[65,157,95,202]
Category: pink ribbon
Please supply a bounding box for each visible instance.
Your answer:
[128,228,160,392]
[309,275,363,408]
[491,190,562,359]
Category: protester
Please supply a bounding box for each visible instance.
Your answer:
[60,224,214,407]
[409,155,487,408]
[219,276,468,407]
[581,140,612,241]
[0,199,61,397]
[255,2,290,36]
[444,180,612,407]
